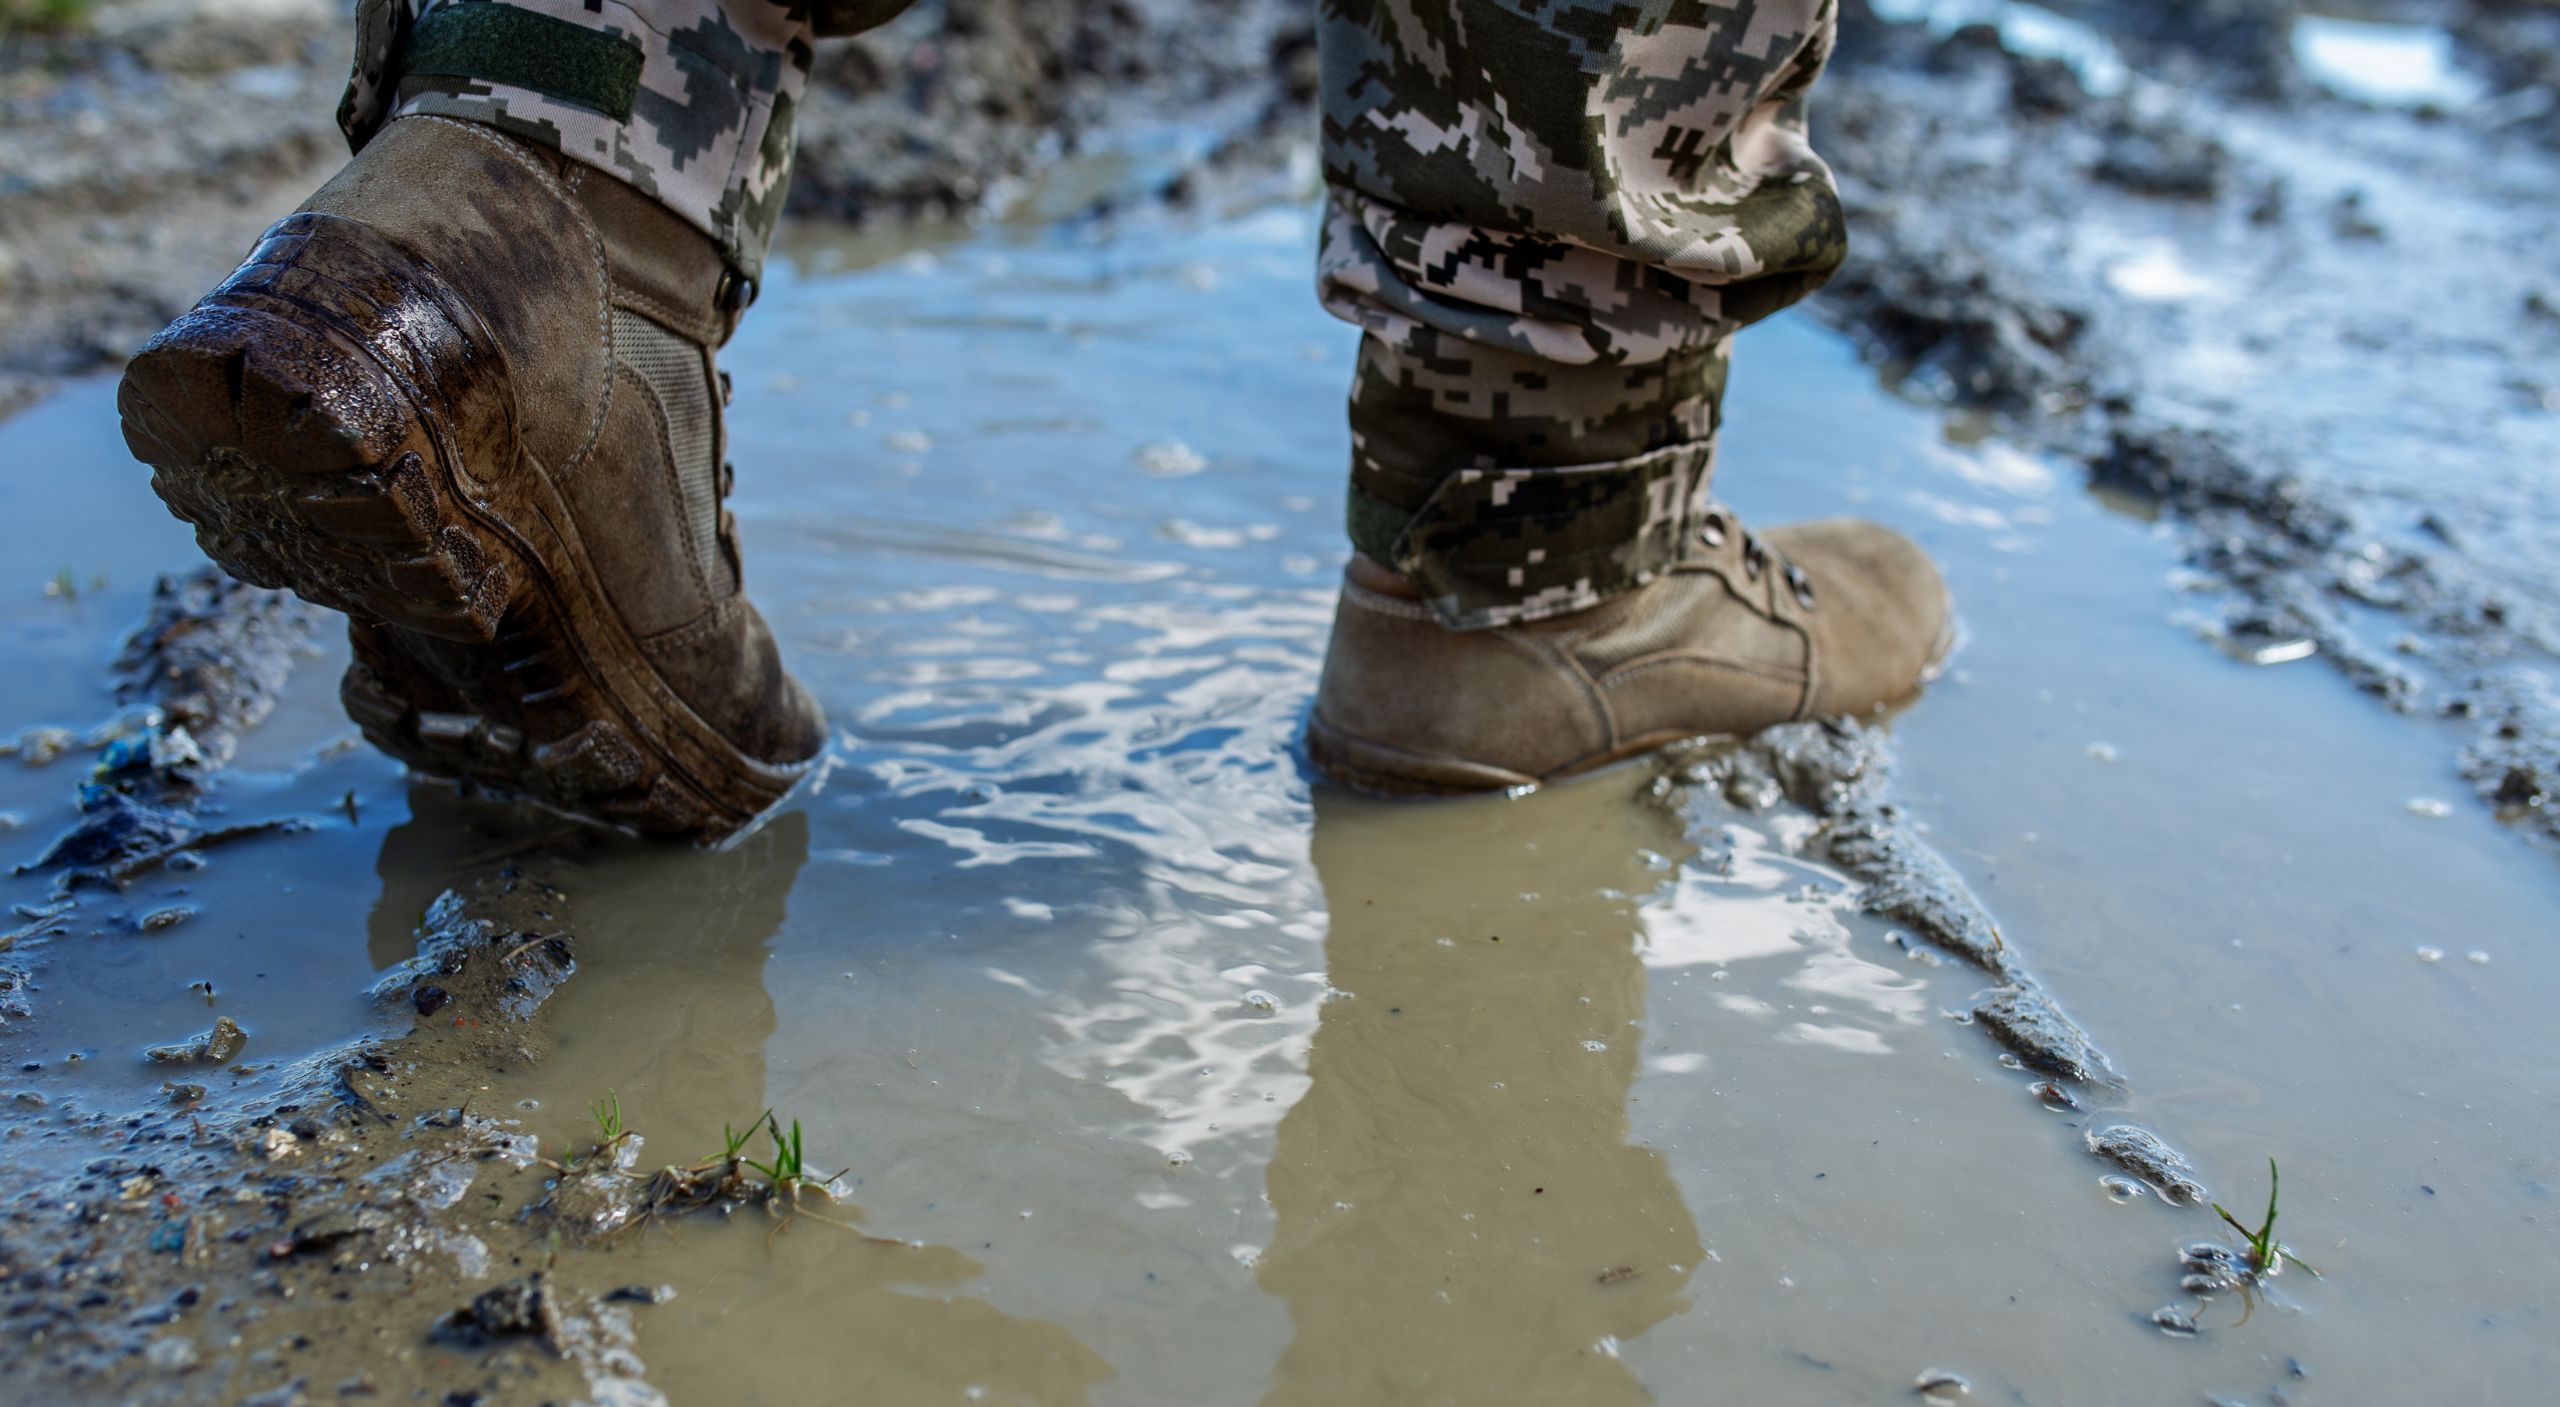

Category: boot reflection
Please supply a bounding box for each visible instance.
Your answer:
[1259,783,1705,1405]
[365,794,1110,1402]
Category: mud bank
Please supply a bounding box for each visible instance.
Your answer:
[0,862,647,1405]
[1654,722,2218,1207]
[1819,0,2560,841]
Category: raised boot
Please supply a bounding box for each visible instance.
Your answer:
[116,115,825,843]
[1306,508,1955,795]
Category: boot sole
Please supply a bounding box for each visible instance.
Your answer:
[1303,715,1691,799]
[118,213,808,843]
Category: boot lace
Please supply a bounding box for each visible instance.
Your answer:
[1699,510,1816,609]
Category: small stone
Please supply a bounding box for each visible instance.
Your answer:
[2415,946,2444,963]
[1914,1369,1970,1400]
[146,1016,248,1065]
[2086,1125,2206,1205]
[145,1335,200,1372]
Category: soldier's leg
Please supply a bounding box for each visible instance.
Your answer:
[343,0,914,284]
[1308,0,1954,792]
[116,0,908,842]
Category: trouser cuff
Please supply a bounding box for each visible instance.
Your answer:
[1345,332,1732,632]
[339,0,812,283]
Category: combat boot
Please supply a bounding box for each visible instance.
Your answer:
[117,116,824,843]
[1307,509,1954,794]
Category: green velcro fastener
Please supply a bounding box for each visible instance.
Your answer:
[404,4,645,121]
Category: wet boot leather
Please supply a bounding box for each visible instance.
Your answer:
[1307,510,1954,794]
[118,116,825,843]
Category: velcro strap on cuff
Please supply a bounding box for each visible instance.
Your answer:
[1372,440,1716,631]
[404,4,645,121]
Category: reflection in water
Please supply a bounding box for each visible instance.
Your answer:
[364,801,1112,1404]
[1258,785,1705,1405]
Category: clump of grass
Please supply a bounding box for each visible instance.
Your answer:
[622,1108,876,1241]
[2213,1157,2320,1280]
[742,1113,827,1202]
[589,1090,629,1146]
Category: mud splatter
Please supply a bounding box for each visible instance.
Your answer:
[1656,720,2122,1095]
[0,868,641,1405]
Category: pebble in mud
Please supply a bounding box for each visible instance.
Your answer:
[1972,986,2115,1086]
[434,1273,563,1350]
[2086,1125,2208,1206]
[2179,1241,2248,1294]
[145,1014,246,1065]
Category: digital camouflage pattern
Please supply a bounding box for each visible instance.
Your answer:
[1321,0,1846,627]
[341,0,1842,627]
[338,0,910,282]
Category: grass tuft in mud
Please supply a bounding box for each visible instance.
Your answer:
[2213,1158,2320,1282]
[589,1089,629,1148]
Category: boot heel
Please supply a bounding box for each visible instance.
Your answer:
[119,212,525,644]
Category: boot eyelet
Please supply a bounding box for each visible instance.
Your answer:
[1787,565,1817,609]
[1699,513,1726,548]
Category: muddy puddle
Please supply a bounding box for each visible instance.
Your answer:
[2,204,2557,1403]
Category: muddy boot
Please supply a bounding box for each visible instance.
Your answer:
[117,116,824,844]
[1307,509,1955,794]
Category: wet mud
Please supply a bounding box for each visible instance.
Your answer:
[1658,722,2125,1095]
[2,2,2559,1402]
[1823,0,2560,842]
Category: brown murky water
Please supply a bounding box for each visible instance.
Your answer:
[2,204,2556,1403]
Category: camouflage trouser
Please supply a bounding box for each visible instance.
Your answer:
[339,0,1845,629]
[336,0,882,284]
